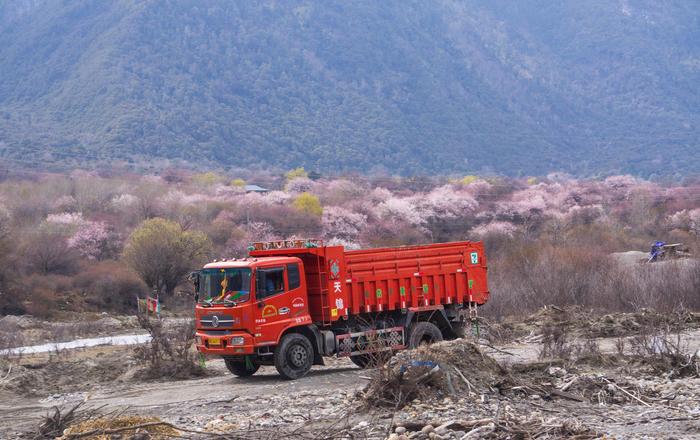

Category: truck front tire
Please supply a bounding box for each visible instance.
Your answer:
[274,333,313,380]
[224,358,260,377]
[408,321,443,348]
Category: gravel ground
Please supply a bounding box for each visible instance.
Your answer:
[1,313,699,439]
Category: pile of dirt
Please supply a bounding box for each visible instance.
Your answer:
[523,305,590,328]
[0,350,134,397]
[0,314,37,330]
[588,309,699,338]
[361,339,509,408]
[60,415,179,439]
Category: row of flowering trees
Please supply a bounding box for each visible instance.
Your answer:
[0,168,697,316]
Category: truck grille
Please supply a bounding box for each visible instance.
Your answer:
[199,313,238,329]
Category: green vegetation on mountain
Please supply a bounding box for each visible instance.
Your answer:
[0,0,698,176]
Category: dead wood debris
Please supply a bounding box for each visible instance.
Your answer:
[35,402,364,440]
[33,402,100,440]
[360,339,509,409]
[391,415,600,439]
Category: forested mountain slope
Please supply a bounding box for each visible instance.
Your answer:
[0,0,698,176]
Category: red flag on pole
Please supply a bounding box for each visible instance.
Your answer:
[146,295,160,314]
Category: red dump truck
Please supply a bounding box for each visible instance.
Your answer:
[191,240,489,379]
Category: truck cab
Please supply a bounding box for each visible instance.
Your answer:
[193,256,315,379]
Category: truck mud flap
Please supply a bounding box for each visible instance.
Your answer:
[335,326,405,356]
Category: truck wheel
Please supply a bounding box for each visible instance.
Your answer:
[224,358,260,377]
[350,354,371,368]
[274,333,313,380]
[408,322,443,348]
[350,351,392,368]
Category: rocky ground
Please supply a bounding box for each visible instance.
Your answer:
[0,308,698,439]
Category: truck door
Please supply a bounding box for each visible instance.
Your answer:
[253,264,308,346]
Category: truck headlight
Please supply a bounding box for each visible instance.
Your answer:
[230,336,245,346]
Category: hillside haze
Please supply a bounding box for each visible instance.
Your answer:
[0,0,699,176]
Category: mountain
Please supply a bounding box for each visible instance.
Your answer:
[0,0,699,177]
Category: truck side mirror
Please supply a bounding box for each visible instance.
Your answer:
[189,272,200,302]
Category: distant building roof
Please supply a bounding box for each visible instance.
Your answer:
[244,184,269,193]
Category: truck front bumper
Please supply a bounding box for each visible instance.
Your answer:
[195,330,255,355]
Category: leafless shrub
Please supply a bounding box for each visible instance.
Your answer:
[538,324,574,360]
[481,318,526,345]
[575,336,602,361]
[630,328,699,378]
[34,401,96,440]
[73,261,149,313]
[22,229,80,275]
[486,239,700,318]
[133,313,205,379]
[615,337,625,356]
[604,260,700,312]
[46,321,100,344]
[0,319,26,362]
[538,323,603,362]
[349,315,403,369]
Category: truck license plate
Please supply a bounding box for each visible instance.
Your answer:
[208,338,221,346]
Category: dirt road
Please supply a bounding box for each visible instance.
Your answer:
[0,356,367,438]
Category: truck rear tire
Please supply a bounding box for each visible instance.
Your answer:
[350,354,371,368]
[224,358,260,377]
[408,322,443,348]
[274,333,313,380]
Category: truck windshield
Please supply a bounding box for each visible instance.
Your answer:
[198,268,252,304]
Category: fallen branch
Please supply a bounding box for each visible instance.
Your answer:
[445,371,456,395]
[0,364,11,383]
[602,378,651,407]
[64,421,177,439]
[478,342,515,356]
[549,389,584,402]
[559,376,578,392]
[209,395,239,405]
[453,367,476,394]
[464,423,495,438]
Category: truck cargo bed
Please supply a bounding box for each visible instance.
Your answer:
[250,240,489,325]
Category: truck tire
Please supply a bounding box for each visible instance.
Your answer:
[408,322,443,348]
[274,333,314,380]
[224,358,260,377]
[350,354,371,368]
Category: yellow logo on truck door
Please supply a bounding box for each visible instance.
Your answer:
[262,305,278,318]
